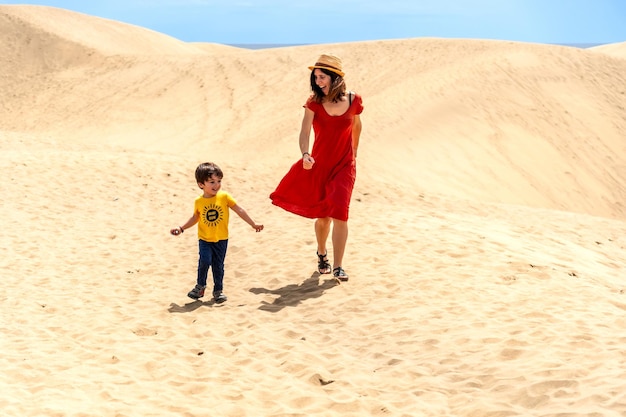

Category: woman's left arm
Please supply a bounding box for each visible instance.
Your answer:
[352,114,362,158]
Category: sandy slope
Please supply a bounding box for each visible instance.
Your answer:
[1,5,626,417]
[2,8,625,219]
[590,41,626,59]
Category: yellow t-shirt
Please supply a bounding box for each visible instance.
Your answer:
[194,191,236,242]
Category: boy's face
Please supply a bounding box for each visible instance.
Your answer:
[198,174,222,197]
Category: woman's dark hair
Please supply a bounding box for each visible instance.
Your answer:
[310,68,346,103]
[195,162,223,183]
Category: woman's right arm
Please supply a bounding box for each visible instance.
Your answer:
[299,108,314,155]
[299,108,315,169]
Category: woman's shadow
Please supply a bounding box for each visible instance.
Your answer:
[250,273,338,312]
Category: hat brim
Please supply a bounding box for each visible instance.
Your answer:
[308,65,345,77]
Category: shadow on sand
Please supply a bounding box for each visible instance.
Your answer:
[167,298,220,313]
[249,272,339,312]
[167,273,339,313]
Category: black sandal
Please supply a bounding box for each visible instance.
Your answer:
[317,252,331,274]
[333,267,349,282]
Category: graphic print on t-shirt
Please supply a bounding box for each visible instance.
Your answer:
[202,203,224,227]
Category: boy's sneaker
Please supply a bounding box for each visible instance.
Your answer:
[187,285,205,300]
[213,291,228,304]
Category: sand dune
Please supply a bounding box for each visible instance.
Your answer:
[2,7,625,219]
[590,41,626,59]
[2,5,626,417]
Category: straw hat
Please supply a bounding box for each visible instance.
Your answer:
[308,54,345,77]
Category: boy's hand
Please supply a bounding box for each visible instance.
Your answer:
[170,227,184,236]
[252,224,264,232]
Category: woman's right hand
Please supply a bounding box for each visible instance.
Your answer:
[302,153,315,170]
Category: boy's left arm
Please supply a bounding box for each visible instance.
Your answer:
[231,204,264,232]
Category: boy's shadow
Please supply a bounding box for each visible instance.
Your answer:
[167,299,220,313]
[249,273,338,312]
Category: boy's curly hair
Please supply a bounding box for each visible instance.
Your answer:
[195,162,223,183]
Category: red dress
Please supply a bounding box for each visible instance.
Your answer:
[270,93,364,221]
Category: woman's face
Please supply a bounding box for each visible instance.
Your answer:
[313,69,331,95]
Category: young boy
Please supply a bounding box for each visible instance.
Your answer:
[170,162,263,303]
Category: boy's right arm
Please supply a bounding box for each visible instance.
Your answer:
[170,213,199,236]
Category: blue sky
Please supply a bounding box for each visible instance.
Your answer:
[1,0,625,46]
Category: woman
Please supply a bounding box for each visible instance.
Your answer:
[270,54,363,281]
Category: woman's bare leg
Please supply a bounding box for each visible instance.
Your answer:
[315,217,331,256]
[331,219,348,270]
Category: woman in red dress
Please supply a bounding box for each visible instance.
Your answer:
[270,54,363,281]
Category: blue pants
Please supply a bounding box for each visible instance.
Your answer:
[197,239,228,293]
